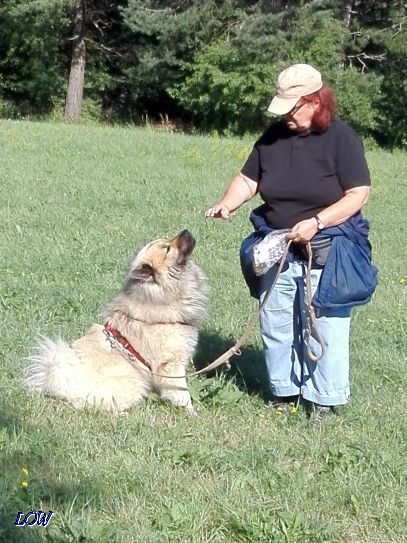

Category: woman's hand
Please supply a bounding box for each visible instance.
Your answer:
[204,203,230,219]
[204,173,258,220]
[287,218,318,243]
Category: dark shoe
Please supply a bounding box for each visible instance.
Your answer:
[312,404,336,425]
[268,395,299,415]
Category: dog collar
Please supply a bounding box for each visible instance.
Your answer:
[103,323,152,371]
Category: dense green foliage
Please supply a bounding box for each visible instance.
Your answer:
[0,0,69,115]
[0,0,406,146]
[1,120,406,542]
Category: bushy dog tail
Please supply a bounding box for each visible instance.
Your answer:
[24,336,79,397]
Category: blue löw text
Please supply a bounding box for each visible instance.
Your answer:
[14,510,54,527]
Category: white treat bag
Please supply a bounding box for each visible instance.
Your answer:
[252,230,290,276]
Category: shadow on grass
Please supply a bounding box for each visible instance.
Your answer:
[194,330,271,402]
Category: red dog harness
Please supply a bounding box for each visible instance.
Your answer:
[103,322,152,371]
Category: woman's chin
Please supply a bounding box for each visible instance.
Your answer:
[284,120,310,133]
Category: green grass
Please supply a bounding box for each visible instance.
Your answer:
[0,119,406,542]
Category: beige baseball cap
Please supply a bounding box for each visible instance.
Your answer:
[268,64,323,115]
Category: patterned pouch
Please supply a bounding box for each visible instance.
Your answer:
[252,229,290,276]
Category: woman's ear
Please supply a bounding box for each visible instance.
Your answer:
[312,98,321,111]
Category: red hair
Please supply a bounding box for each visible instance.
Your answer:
[301,83,336,131]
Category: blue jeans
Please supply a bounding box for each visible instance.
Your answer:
[259,261,352,406]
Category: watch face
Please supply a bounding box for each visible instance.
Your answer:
[315,216,324,230]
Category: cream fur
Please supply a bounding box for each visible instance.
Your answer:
[24,230,208,412]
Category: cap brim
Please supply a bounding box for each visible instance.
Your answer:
[267,96,300,115]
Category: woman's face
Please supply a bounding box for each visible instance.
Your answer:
[283,99,319,132]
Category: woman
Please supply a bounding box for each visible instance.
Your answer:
[205,63,376,422]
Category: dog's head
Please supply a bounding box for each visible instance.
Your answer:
[129,230,196,284]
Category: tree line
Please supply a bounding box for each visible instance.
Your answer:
[0,0,405,147]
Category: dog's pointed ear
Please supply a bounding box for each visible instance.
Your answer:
[130,263,154,281]
[175,230,195,266]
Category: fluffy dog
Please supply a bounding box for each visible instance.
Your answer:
[24,230,208,412]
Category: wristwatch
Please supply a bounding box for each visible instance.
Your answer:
[314,215,325,231]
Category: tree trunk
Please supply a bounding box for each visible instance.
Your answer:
[338,0,356,69]
[343,0,354,28]
[65,0,86,120]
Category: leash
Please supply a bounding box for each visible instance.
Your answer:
[304,242,326,362]
[104,240,325,379]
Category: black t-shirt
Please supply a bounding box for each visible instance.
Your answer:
[241,118,371,229]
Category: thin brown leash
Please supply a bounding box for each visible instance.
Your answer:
[187,238,295,377]
[304,242,326,362]
[106,239,325,378]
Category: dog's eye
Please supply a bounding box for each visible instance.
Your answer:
[165,245,171,255]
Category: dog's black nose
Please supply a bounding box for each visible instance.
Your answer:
[176,230,196,261]
[178,229,194,243]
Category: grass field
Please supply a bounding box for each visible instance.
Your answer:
[0,119,406,543]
